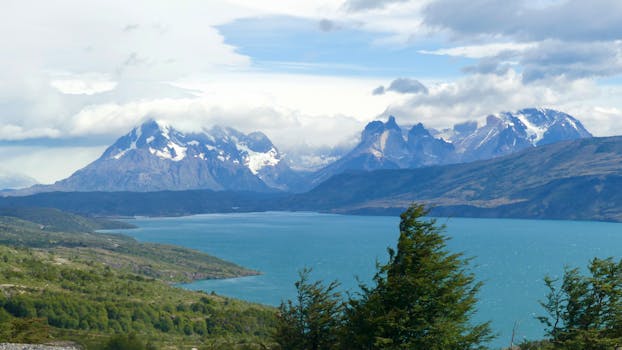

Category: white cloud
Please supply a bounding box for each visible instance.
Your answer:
[224,0,343,18]
[419,42,538,59]
[37,72,393,146]
[0,125,62,140]
[343,0,410,12]
[0,1,252,78]
[63,77,388,150]
[50,73,118,95]
[381,70,609,132]
[563,105,622,137]
[2,0,622,184]
[0,146,107,184]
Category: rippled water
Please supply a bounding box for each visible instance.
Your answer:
[115,212,622,348]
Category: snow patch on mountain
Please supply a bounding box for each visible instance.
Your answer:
[237,144,280,175]
[110,126,141,160]
[149,141,187,161]
[515,112,546,143]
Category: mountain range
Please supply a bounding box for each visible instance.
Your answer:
[288,135,622,221]
[13,107,592,195]
[310,108,591,186]
[3,135,622,221]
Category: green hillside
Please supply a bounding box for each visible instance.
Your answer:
[0,245,275,349]
[0,208,274,348]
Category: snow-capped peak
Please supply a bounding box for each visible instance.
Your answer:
[104,120,284,172]
[109,119,189,162]
[496,108,592,146]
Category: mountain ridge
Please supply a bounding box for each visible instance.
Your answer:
[23,120,303,193]
[5,107,593,196]
[2,136,622,222]
[310,108,591,186]
[290,135,622,221]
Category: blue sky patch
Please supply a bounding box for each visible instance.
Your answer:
[218,16,473,78]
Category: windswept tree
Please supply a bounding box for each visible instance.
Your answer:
[342,204,493,350]
[275,268,344,350]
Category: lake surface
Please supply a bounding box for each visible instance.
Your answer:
[115,212,622,348]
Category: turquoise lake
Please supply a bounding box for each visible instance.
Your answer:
[115,212,622,348]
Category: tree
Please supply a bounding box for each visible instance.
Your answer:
[274,268,344,350]
[538,257,622,350]
[342,204,493,349]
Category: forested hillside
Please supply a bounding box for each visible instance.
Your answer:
[0,208,275,348]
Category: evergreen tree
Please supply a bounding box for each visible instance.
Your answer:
[342,204,493,349]
[274,268,344,350]
[538,257,622,349]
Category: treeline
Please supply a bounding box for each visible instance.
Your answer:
[274,204,622,350]
[0,291,260,336]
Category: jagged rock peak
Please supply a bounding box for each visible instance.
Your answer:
[362,116,402,141]
[408,123,432,138]
[385,115,400,131]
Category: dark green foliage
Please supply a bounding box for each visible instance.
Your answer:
[342,204,493,349]
[0,243,275,347]
[274,204,493,350]
[98,333,156,350]
[0,251,275,339]
[538,258,622,349]
[275,268,343,350]
[515,339,554,349]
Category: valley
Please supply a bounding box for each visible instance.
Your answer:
[4,3,622,348]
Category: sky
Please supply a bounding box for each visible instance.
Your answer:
[2,0,622,183]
